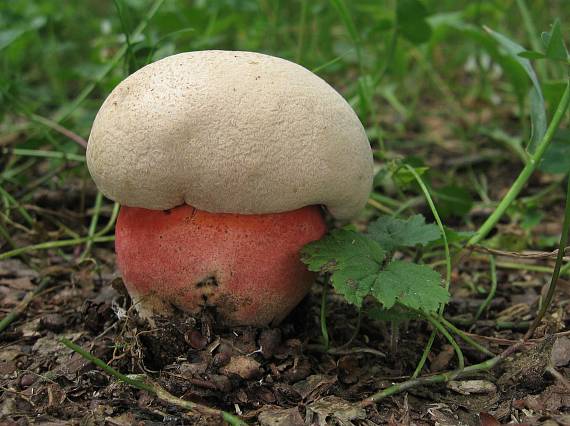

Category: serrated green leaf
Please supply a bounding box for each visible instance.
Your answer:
[371,261,448,313]
[301,230,386,307]
[367,214,440,251]
[485,26,546,154]
[542,19,568,61]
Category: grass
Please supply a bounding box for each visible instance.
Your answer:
[1,0,570,421]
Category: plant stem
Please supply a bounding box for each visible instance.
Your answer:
[425,314,464,373]
[0,186,34,226]
[1,148,86,162]
[439,317,494,357]
[0,236,115,261]
[475,255,498,321]
[412,331,435,378]
[405,165,451,292]
[80,192,103,261]
[60,338,246,425]
[525,175,570,339]
[361,339,526,405]
[468,80,570,246]
[320,282,330,350]
[405,164,452,377]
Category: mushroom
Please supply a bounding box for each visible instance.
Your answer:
[87,50,373,326]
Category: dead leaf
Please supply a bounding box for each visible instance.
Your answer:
[292,374,337,400]
[447,380,497,395]
[305,396,366,426]
[431,344,454,371]
[479,412,501,426]
[258,406,304,426]
[551,337,570,367]
[220,355,261,380]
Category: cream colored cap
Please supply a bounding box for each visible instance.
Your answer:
[87,50,373,219]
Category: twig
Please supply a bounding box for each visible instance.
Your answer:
[306,344,386,358]
[59,338,245,425]
[473,245,570,260]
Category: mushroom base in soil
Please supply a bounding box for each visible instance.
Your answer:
[116,204,327,326]
[86,50,374,327]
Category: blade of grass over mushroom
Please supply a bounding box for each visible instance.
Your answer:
[484,26,546,153]
[59,337,246,425]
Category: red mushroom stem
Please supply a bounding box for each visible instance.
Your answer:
[115,204,326,326]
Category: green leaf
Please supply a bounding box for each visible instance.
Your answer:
[396,0,432,44]
[301,230,386,307]
[392,165,429,187]
[371,261,448,313]
[0,17,46,51]
[518,50,546,60]
[367,214,440,251]
[435,185,473,219]
[485,26,546,154]
[542,19,569,61]
[540,129,570,174]
[397,0,429,21]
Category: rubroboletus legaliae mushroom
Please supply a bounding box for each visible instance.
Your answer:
[86,50,373,326]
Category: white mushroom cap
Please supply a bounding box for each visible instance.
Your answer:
[87,50,373,220]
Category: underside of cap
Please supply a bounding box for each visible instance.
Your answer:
[86,50,373,220]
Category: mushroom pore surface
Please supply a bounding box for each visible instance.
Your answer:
[87,50,373,220]
[116,204,327,326]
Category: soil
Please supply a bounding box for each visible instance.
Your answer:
[1,108,570,424]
